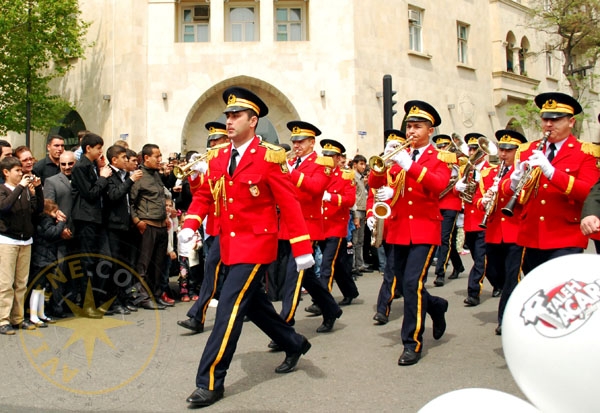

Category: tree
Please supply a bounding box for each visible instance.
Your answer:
[528,0,600,99]
[0,0,90,145]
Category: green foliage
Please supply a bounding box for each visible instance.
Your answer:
[0,0,90,135]
[528,0,600,99]
[506,100,542,132]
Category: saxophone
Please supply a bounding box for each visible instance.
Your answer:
[459,136,497,204]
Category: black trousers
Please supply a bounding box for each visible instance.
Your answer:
[435,209,464,276]
[279,241,340,324]
[319,237,359,299]
[195,263,305,391]
[522,247,584,275]
[376,242,398,316]
[133,225,168,302]
[485,242,524,325]
[464,230,487,298]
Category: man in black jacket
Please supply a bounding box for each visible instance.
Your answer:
[70,133,112,317]
[32,135,65,185]
[104,145,143,314]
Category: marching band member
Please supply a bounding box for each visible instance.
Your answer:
[311,139,359,307]
[502,92,599,274]
[276,121,343,336]
[368,101,450,366]
[367,129,405,325]
[453,133,496,306]
[179,87,314,407]
[432,134,464,287]
[475,130,527,335]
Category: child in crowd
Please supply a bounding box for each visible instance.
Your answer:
[0,157,44,335]
[177,212,202,302]
[30,199,66,326]
[162,195,179,302]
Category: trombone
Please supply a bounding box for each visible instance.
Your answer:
[173,153,208,179]
[368,138,413,173]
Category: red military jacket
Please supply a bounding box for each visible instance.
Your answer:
[368,144,450,246]
[500,135,599,249]
[474,164,521,244]
[279,151,333,241]
[188,173,219,237]
[183,137,312,264]
[457,160,490,233]
[439,162,462,211]
[322,166,356,238]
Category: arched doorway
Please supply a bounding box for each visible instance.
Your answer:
[48,110,86,150]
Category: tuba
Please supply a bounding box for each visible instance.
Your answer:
[439,136,470,199]
[459,136,498,204]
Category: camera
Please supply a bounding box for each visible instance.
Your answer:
[168,152,181,162]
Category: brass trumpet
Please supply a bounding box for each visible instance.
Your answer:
[368,139,413,173]
[173,153,208,179]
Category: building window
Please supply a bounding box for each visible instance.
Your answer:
[275,4,306,41]
[227,3,259,42]
[181,5,210,43]
[408,7,423,52]
[546,50,553,77]
[457,23,468,64]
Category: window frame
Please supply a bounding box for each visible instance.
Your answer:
[457,22,469,64]
[274,2,307,42]
[180,4,210,43]
[225,1,260,42]
[408,7,423,53]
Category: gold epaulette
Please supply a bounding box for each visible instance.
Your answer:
[315,156,334,167]
[259,141,286,164]
[437,151,457,164]
[342,169,356,181]
[580,141,600,158]
[515,141,535,162]
[480,166,494,179]
[206,143,229,161]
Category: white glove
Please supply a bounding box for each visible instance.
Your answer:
[392,150,413,170]
[384,141,400,155]
[366,216,376,231]
[528,149,555,179]
[454,176,468,193]
[190,160,208,175]
[509,161,526,192]
[322,191,332,202]
[178,227,195,244]
[295,254,315,272]
[376,186,394,202]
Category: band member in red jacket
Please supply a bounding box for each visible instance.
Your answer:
[277,121,343,335]
[368,100,450,366]
[501,92,599,274]
[179,87,314,407]
[475,130,527,335]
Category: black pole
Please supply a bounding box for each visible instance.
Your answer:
[383,74,397,136]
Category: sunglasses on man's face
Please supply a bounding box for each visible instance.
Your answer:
[60,162,75,167]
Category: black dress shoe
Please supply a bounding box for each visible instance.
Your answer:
[430,298,448,340]
[268,340,282,351]
[338,297,354,306]
[398,348,421,366]
[316,309,343,333]
[448,267,464,279]
[108,305,131,315]
[463,296,480,306]
[125,304,138,312]
[177,318,204,333]
[495,325,502,336]
[275,337,311,373]
[433,276,445,287]
[373,312,388,325]
[139,300,166,310]
[304,304,322,316]
[186,387,224,406]
[492,288,502,298]
[156,298,174,307]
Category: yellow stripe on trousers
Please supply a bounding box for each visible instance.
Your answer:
[327,238,343,292]
[201,260,222,324]
[413,245,435,352]
[208,264,260,390]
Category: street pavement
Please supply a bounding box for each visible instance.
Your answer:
[0,250,539,413]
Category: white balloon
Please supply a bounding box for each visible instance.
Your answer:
[502,254,600,413]
[419,388,538,413]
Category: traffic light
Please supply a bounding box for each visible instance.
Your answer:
[383,74,397,130]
